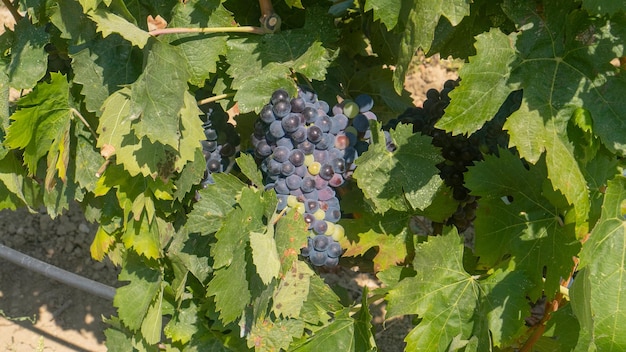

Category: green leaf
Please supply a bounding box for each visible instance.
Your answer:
[140,283,164,344]
[250,230,281,285]
[121,213,162,259]
[291,309,356,351]
[353,123,444,213]
[186,173,245,234]
[8,19,48,89]
[4,73,73,187]
[386,229,479,350]
[70,33,142,113]
[114,253,162,330]
[578,177,626,350]
[353,288,376,352]
[0,151,31,207]
[299,274,343,325]
[465,151,580,299]
[274,209,309,275]
[166,0,232,86]
[570,267,596,351]
[225,11,335,113]
[248,318,305,352]
[164,299,199,345]
[210,187,266,269]
[582,0,626,15]
[364,0,469,93]
[272,260,313,319]
[50,0,97,45]
[340,189,412,272]
[130,40,191,149]
[88,8,151,48]
[236,153,264,188]
[436,29,517,135]
[205,251,251,325]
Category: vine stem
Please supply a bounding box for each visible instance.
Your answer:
[197,93,235,106]
[70,108,97,140]
[1,0,22,22]
[149,26,269,36]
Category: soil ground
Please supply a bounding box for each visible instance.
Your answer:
[0,4,460,350]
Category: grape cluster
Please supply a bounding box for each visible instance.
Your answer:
[201,109,240,186]
[386,80,521,232]
[252,87,377,267]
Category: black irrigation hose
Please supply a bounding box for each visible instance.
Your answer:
[0,243,116,301]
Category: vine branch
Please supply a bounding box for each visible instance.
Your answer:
[197,93,235,106]
[149,26,269,36]
[70,108,97,140]
[1,0,22,22]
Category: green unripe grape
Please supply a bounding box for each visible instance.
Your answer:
[331,224,345,241]
[287,195,299,207]
[313,208,325,220]
[303,154,315,166]
[343,100,360,119]
[308,161,321,175]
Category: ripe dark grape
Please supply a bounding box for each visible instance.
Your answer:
[272,146,290,163]
[200,108,240,186]
[282,114,301,133]
[355,94,374,112]
[312,234,330,251]
[269,120,285,138]
[289,149,305,166]
[307,126,323,143]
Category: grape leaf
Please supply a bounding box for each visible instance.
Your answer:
[166,0,232,86]
[465,151,580,299]
[582,0,626,15]
[129,40,191,149]
[88,8,150,48]
[248,318,305,351]
[210,187,266,269]
[0,151,31,207]
[578,177,626,350]
[274,209,309,276]
[4,73,73,187]
[385,230,478,350]
[90,226,116,261]
[436,29,517,135]
[250,230,281,285]
[8,18,48,89]
[121,213,162,259]
[236,153,264,188]
[353,288,376,352]
[353,123,444,213]
[272,260,312,319]
[363,0,470,93]
[205,250,251,325]
[114,252,162,330]
[291,309,356,351]
[299,274,343,325]
[225,13,334,113]
[570,267,596,351]
[186,173,245,234]
[70,33,142,114]
[164,299,199,345]
[49,0,97,45]
[140,283,164,344]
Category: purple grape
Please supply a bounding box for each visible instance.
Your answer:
[272,146,290,162]
[305,199,319,213]
[327,242,343,258]
[312,234,330,250]
[309,250,326,266]
[308,126,323,143]
[319,164,334,180]
[324,256,339,267]
[328,174,344,187]
[286,174,303,190]
[282,114,301,133]
[290,126,307,143]
[302,106,318,123]
[324,206,341,222]
[271,89,290,104]
[207,158,221,173]
[353,113,370,133]
[355,94,374,112]
[298,141,315,154]
[318,187,335,201]
[260,105,276,123]
[291,97,306,112]
[301,176,316,193]
[313,220,328,234]
[289,149,305,166]
[281,161,296,176]
[274,179,289,194]
[273,100,291,118]
[269,120,285,138]
[315,115,332,132]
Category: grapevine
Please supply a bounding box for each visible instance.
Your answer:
[0,0,625,351]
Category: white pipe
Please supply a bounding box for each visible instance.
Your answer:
[0,243,116,301]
